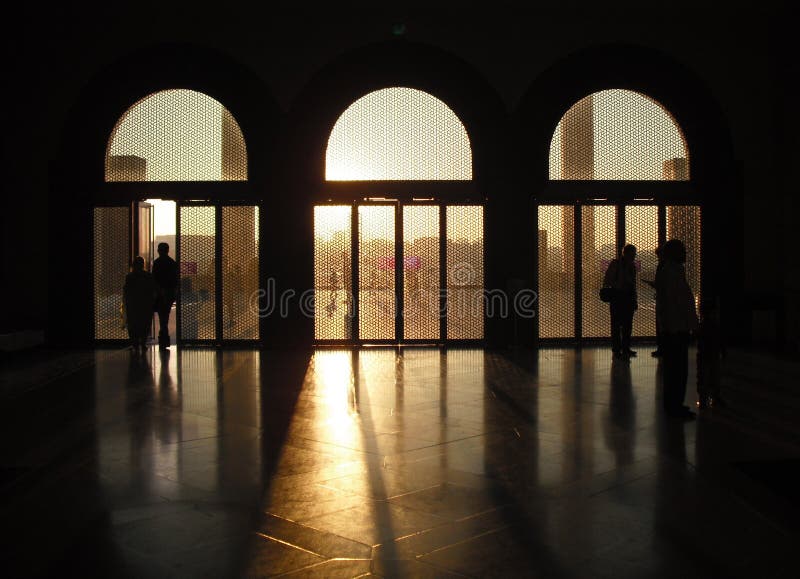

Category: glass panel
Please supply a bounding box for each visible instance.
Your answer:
[222,206,259,340]
[667,206,702,307]
[314,206,352,340]
[93,207,130,339]
[106,89,247,182]
[403,206,440,340]
[358,206,396,340]
[549,89,689,181]
[447,206,484,339]
[581,205,617,338]
[538,206,575,338]
[625,206,658,337]
[326,87,472,180]
[180,206,216,340]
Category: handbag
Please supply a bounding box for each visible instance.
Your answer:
[599,287,616,303]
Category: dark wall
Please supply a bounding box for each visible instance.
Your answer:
[2,3,792,349]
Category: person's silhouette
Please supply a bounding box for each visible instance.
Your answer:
[152,242,179,349]
[603,244,638,359]
[124,256,158,354]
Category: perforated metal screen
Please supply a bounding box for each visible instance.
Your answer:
[538,206,575,338]
[94,207,130,339]
[667,206,702,305]
[106,89,247,182]
[581,206,617,338]
[180,206,216,340]
[403,206,440,340]
[326,87,472,181]
[358,206,395,340]
[314,206,353,340]
[549,89,689,181]
[625,206,658,337]
[222,206,259,340]
[447,206,484,340]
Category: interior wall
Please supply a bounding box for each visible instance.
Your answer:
[2,3,791,349]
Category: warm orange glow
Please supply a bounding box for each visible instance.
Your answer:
[326,87,472,181]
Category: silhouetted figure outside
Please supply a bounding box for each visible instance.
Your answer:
[643,244,664,357]
[152,242,179,349]
[657,239,699,419]
[697,297,725,409]
[124,256,158,354]
[603,244,638,359]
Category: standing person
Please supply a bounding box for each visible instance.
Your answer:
[124,256,158,354]
[658,239,699,419]
[643,244,664,357]
[152,242,179,350]
[603,244,638,359]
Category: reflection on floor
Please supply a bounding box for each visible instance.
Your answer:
[2,346,798,578]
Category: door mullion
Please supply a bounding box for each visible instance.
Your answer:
[395,202,403,342]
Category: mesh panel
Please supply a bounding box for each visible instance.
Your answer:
[94,207,130,339]
[447,206,484,339]
[326,87,472,180]
[358,206,396,340]
[222,206,259,340]
[549,89,689,181]
[581,205,617,338]
[106,89,247,182]
[667,206,702,306]
[625,206,658,337]
[314,206,352,340]
[180,206,216,340]
[403,206,440,340]
[538,206,575,338]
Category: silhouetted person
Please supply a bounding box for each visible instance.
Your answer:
[603,244,638,359]
[643,244,664,357]
[697,297,725,409]
[124,255,158,354]
[152,242,179,349]
[657,239,699,419]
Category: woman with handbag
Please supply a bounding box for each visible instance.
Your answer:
[123,256,158,354]
[603,244,638,359]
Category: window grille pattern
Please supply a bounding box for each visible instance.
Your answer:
[549,89,689,181]
[326,87,472,180]
[358,206,395,340]
[538,206,575,338]
[314,206,352,340]
[403,206,440,340]
[581,206,617,338]
[94,207,130,339]
[106,89,247,182]
[625,206,658,337]
[667,206,702,306]
[222,206,259,340]
[180,206,216,340]
[447,206,484,339]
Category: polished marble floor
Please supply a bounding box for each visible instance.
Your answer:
[2,346,799,578]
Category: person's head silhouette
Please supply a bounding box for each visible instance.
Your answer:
[157,242,169,256]
[132,256,145,272]
[622,244,637,263]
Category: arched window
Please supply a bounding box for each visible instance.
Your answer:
[105,89,247,181]
[325,87,472,180]
[538,89,699,342]
[95,89,258,344]
[548,89,689,181]
[315,87,482,344]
